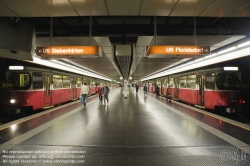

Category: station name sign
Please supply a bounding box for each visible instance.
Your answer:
[146,46,210,55]
[36,46,99,55]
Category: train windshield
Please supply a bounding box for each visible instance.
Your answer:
[6,72,31,90]
[216,72,241,90]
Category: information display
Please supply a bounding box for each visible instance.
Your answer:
[146,45,210,55]
[36,46,99,56]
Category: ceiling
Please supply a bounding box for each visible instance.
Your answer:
[1,0,250,81]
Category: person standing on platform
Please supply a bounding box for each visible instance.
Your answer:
[143,84,147,96]
[135,84,139,94]
[155,85,160,96]
[97,84,103,105]
[102,84,110,105]
[166,85,172,102]
[80,82,90,106]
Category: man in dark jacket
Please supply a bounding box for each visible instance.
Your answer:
[135,84,139,93]
[102,84,110,105]
[143,85,147,96]
[155,85,160,96]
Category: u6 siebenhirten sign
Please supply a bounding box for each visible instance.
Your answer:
[146,46,210,55]
[36,46,99,55]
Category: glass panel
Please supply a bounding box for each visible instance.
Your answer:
[187,75,196,89]
[33,72,43,89]
[6,72,31,89]
[216,72,241,90]
[169,77,174,87]
[76,78,82,87]
[206,73,215,89]
[90,81,95,86]
[163,79,168,87]
[180,76,187,88]
[45,76,50,96]
[63,75,71,88]
[53,75,62,89]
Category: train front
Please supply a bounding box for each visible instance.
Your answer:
[4,68,33,116]
[213,70,243,114]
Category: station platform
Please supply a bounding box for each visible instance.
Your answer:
[1,88,250,166]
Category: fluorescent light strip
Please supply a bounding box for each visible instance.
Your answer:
[238,41,250,48]
[52,60,111,80]
[9,66,24,70]
[217,46,236,54]
[141,43,250,81]
[33,57,111,81]
[224,67,238,71]
[204,53,217,59]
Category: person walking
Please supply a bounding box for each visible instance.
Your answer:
[102,84,110,105]
[143,84,147,96]
[97,85,103,105]
[80,82,90,106]
[135,84,139,94]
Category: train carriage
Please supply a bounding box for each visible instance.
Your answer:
[4,65,101,115]
[173,67,242,113]
[145,66,243,114]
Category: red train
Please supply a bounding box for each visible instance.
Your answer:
[145,67,243,114]
[4,65,105,115]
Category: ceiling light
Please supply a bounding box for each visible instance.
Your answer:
[223,67,238,71]
[32,57,111,81]
[204,53,217,59]
[237,41,250,48]
[141,43,250,81]
[217,46,236,54]
[9,66,24,70]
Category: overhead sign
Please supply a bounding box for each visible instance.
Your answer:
[146,46,210,55]
[36,46,99,55]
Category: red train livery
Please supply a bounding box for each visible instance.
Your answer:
[147,67,243,114]
[4,66,100,115]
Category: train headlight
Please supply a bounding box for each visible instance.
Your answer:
[10,99,16,104]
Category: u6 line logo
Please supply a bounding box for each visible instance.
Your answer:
[166,47,174,52]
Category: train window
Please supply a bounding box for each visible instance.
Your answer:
[187,75,196,89]
[180,76,187,88]
[33,72,43,89]
[216,72,241,90]
[76,78,82,87]
[53,75,62,89]
[206,73,215,89]
[169,77,174,87]
[63,76,71,88]
[163,79,168,87]
[90,81,95,86]
[6,72,31,90]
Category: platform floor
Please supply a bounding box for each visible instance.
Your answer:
[1,88,250,165]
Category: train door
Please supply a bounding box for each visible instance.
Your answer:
[44,74,52,107]
[198,75,205,106]
[71,77,77,99]
[174,78,179,99]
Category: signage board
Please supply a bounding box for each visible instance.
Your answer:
[146,46,210,55]
[36,46,99,56]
